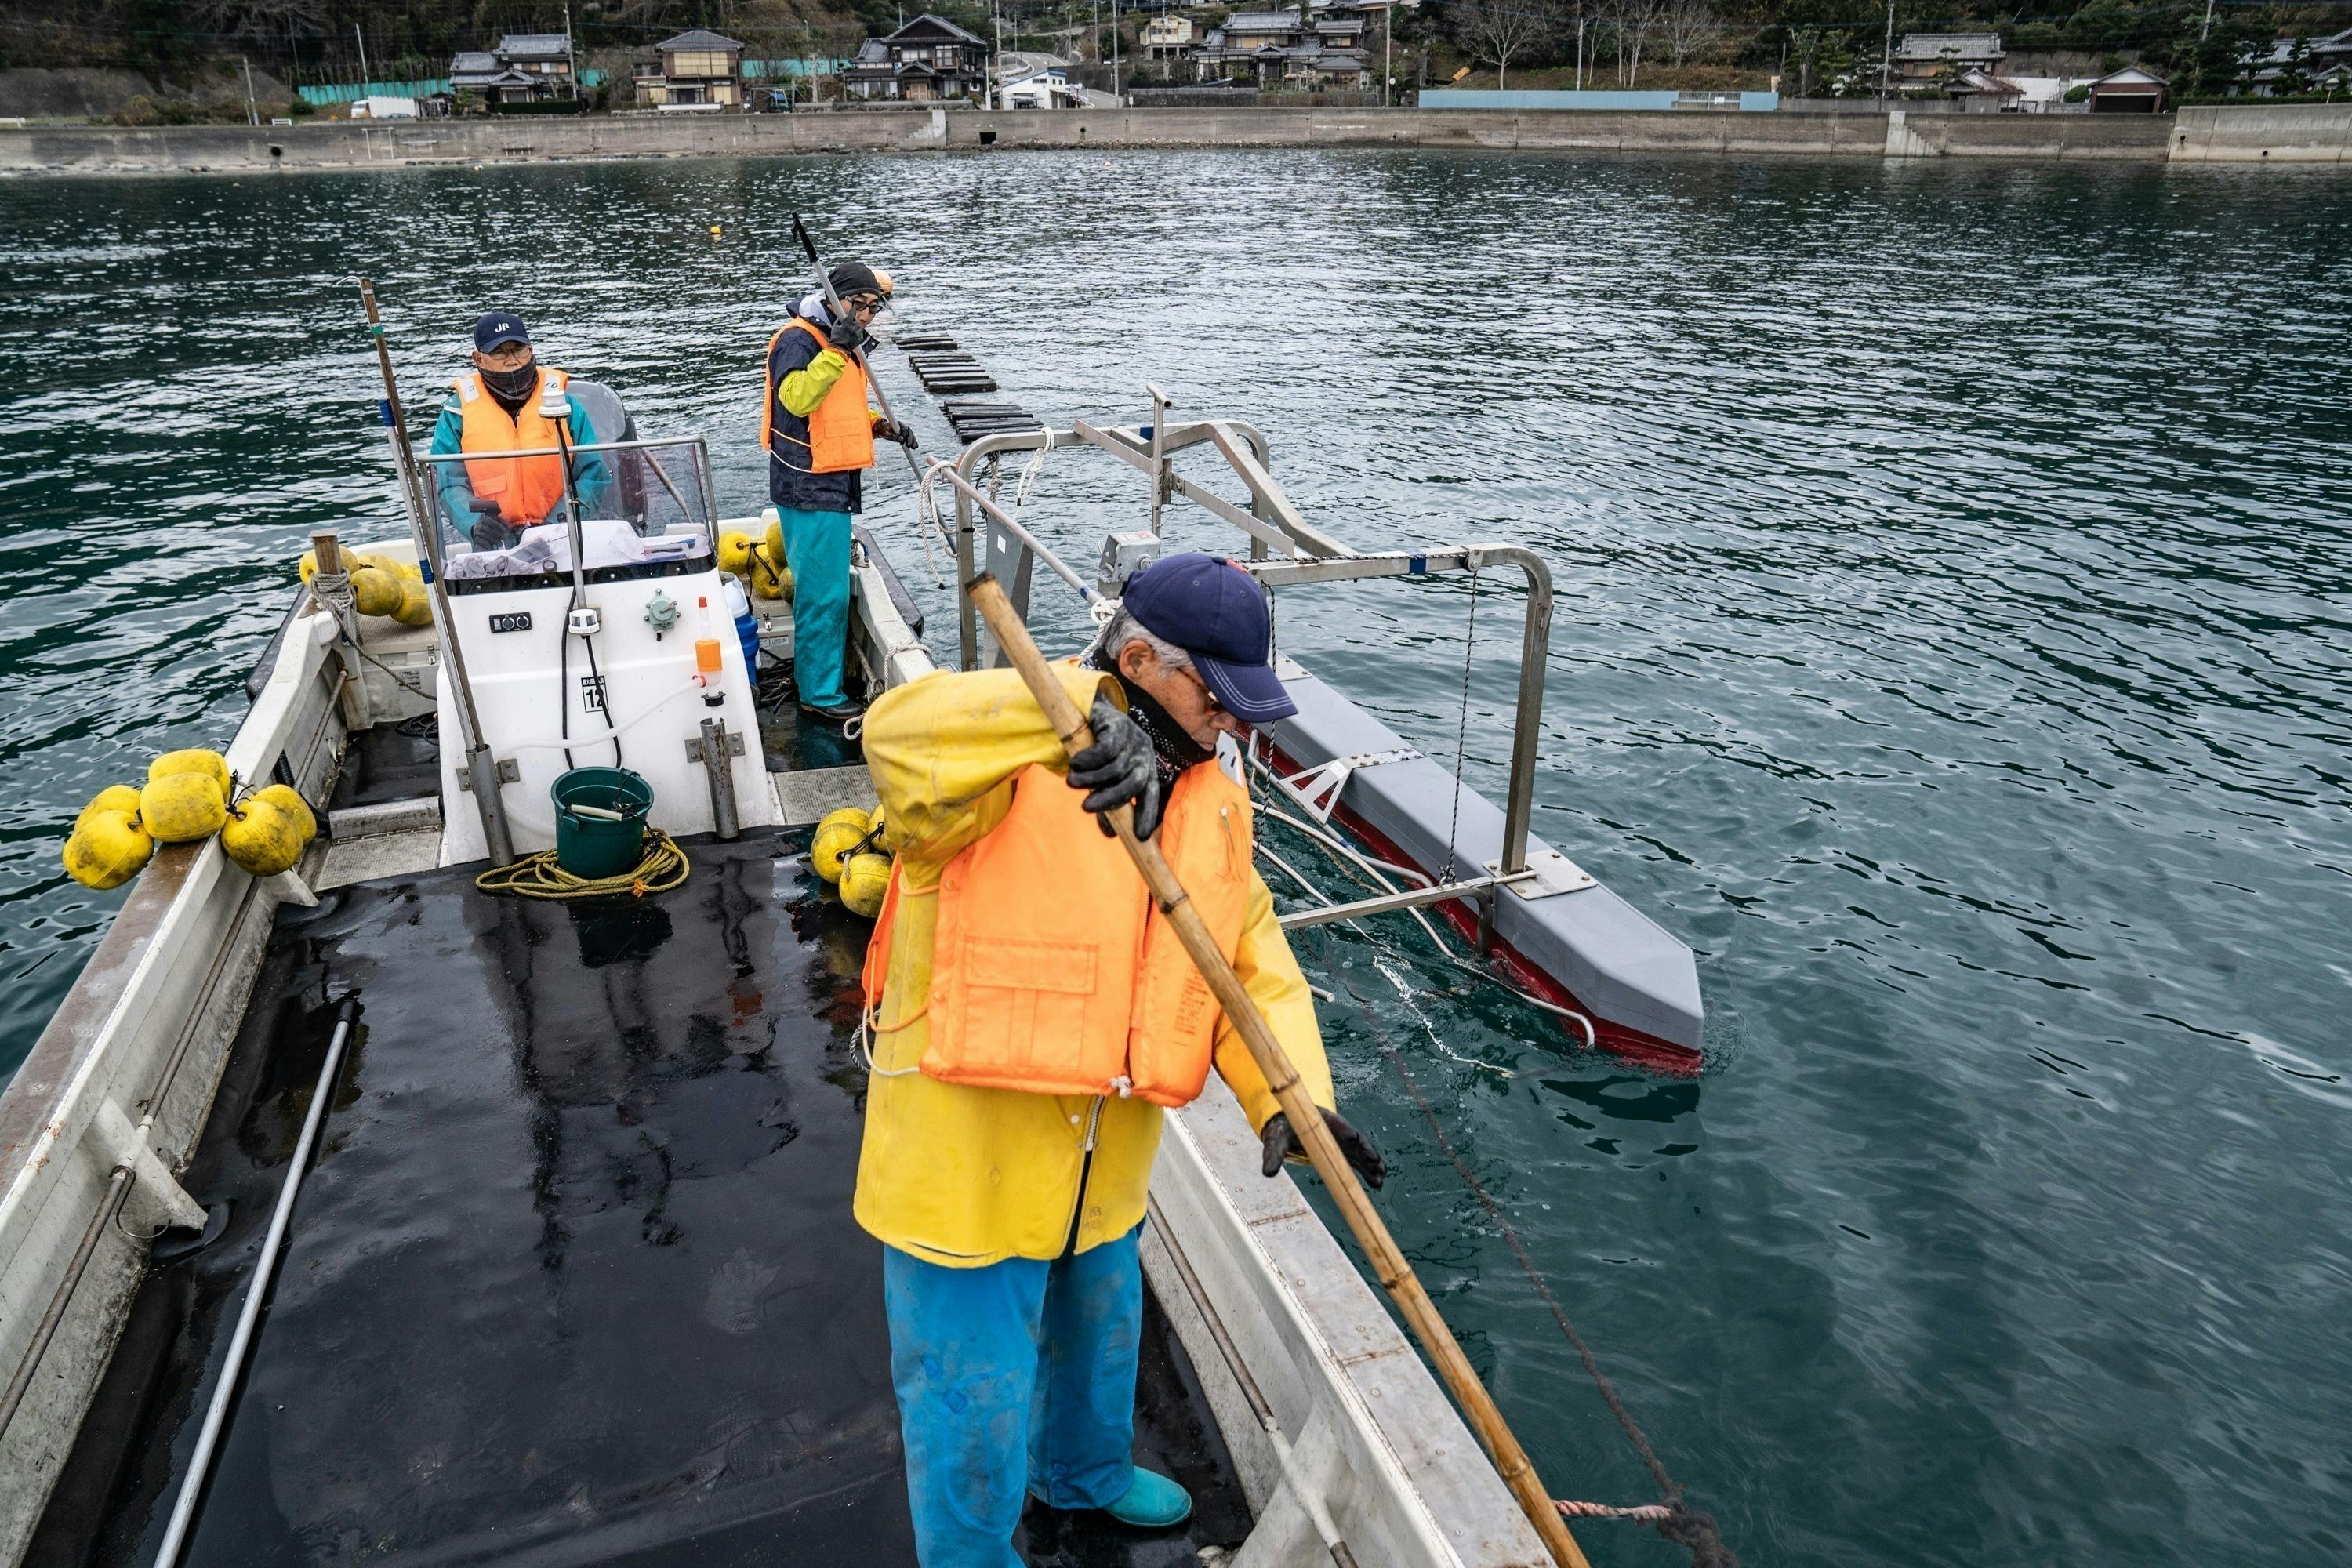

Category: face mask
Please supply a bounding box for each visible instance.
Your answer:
[480,355,537,401]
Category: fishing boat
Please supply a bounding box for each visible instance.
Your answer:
[0,363,1702,1565]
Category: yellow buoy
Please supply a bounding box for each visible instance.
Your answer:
[394,558,423,582]
[252,783,318,841]
[221,797,305,877]
[749,547,793,602]
[140,771,227,844]
[393,579,434,627]
[717,529,754,575]
[811,807,872,883]
[148,748,230,792]
[764,515,785,566]
[299,548,319,585]
[75,784,145,833]
[839,852,892,919]
[866,803,888,851]
[63,809,154,891]
[350,566,402,619]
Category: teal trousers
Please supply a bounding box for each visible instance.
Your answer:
[775,504,851,708]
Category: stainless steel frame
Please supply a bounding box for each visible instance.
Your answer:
[934,403,1558,879]
[419,436,720,526]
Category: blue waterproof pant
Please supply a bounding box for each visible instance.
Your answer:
[883,1229,1142,1567]
[776,504,851,709]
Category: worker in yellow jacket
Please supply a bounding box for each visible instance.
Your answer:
[856,553,1385,1566]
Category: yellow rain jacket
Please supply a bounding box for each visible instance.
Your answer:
[855,665,1334,1268]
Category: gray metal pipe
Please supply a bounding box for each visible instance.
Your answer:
[700,717,741,841]
[153,1002,358,1568]
[1276,870,1534,931]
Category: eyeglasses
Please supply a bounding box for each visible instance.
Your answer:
[847,294,881,315]
[1176,663,1223,714]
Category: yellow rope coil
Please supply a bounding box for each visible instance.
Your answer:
[474,830,691,901]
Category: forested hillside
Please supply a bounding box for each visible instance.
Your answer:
[4,0,2345,102]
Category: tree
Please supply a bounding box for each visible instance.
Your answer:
[1657,0,1718,69]
[2278,35,2313,97]
[1604,0,1662,85]
[2170,13,2263,98]
[1453,0,1558,89]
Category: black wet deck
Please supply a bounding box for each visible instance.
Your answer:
[33,830,1247,1567]
[328,716,443,811]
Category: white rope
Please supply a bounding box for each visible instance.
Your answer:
[1011,441,1051,513]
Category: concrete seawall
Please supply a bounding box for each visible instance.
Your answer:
[2172,103,2352,162]
[0,103,2336,176]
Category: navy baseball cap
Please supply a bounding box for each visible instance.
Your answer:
[472,310,531,351]
[1121,553,1296,725]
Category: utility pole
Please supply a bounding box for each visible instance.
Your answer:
[993,1,1004,107]
[1381,2,1392,106]
[241,56,259,125]
[2198,0,2215,41]
[1575,10,1585,89]
[1111,0,1121,103]
[563,0,577,98]
[354,24,372,92]
[1879,0,1894,103]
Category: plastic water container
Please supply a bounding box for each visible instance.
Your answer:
[722,572,760,676]
[552,767,652,879]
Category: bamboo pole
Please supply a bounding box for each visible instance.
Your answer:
[966,572,1592,1568]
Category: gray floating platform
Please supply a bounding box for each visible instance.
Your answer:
[1262,659,1704,1072]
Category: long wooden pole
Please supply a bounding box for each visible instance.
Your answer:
[967,573,1592,1568]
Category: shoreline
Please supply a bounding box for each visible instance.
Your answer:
[1,103,2345,177]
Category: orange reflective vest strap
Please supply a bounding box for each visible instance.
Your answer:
[456,367,570,526]
[1125,764,1254,1105]
[861,859,913,1023]
[762,318,875,476]
[920,759,1254,1107]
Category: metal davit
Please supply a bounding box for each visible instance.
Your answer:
[927,394,1571,959]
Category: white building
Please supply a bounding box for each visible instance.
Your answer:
[1000,65,1080,108]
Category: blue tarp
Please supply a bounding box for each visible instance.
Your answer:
[299,69,610,104]
[299,78,450,105]
[743,59,854,79]
[1420,89,1780,111]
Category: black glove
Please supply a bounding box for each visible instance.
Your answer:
[826,310,868,355]
[466,499,516,551]
[877,419,918,449]
[1260,1109,1386,1189]
[1065,695,1161,841]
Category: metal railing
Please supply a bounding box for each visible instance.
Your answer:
[931,396,1556,878]
[419,435,719,536]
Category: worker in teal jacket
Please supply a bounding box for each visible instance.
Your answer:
[429,311,609,550]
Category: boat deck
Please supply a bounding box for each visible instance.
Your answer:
[32,830,1248,1567]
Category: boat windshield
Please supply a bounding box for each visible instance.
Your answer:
[419,435,717,556]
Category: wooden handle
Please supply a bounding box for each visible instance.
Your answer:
[965,574,1591,1568]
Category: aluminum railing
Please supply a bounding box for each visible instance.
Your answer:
[930,397,1556,879]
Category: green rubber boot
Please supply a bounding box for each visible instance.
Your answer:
[1103,1466,1193,1530]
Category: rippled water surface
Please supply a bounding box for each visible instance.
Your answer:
[5,152,2349,1566]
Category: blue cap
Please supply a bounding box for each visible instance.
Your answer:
[1121,553,1296,725]
[473,310,530,351]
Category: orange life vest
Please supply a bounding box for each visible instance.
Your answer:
[762,317,876,476]
[456,366,571,527]
[862,756,1254,1108]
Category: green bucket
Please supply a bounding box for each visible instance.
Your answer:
[552,767,653,880]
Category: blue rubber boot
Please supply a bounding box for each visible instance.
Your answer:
[1102,1466,1192,1530]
